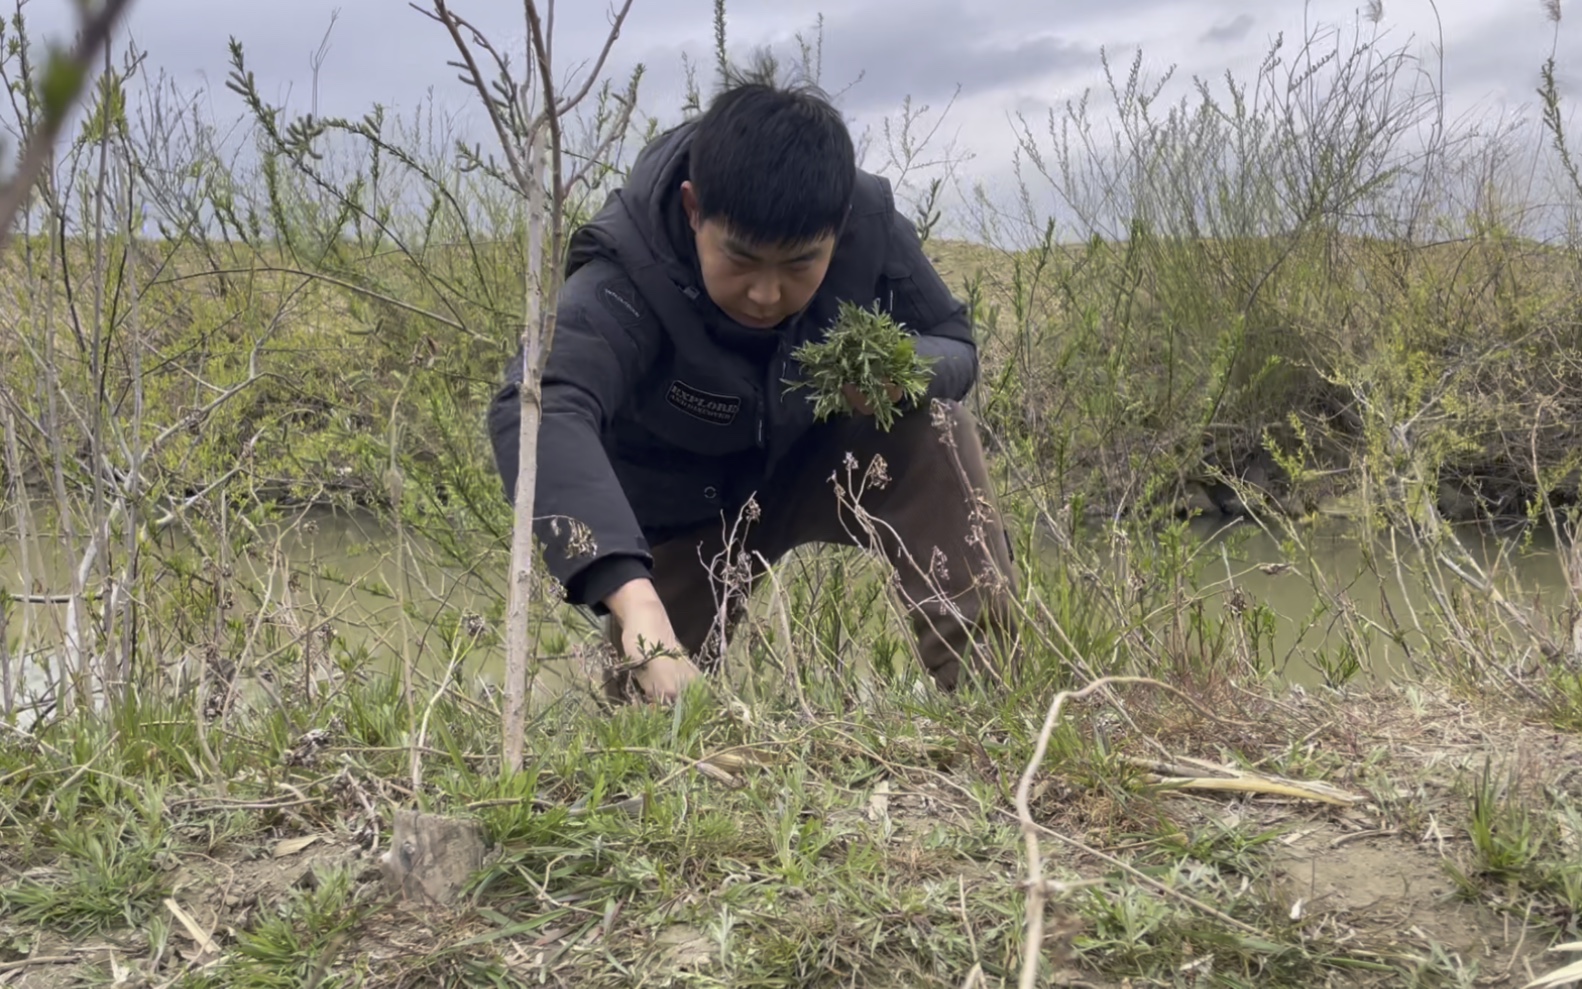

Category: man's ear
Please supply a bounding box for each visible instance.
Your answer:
[680,181,700,233]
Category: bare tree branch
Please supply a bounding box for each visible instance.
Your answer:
[414,1,533,195]
[554,1,636,120]
[563,90,637,192]
[409,0,638,773]
[523,1,563,210]
[0,0,138,251]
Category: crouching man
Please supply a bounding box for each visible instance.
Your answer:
[488,76,1020,704]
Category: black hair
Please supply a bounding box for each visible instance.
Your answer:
[687,73,855,249]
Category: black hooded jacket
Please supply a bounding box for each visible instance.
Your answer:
[487,118,980,611]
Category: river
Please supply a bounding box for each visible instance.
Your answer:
[1,504,1575,710]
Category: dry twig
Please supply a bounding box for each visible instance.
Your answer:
[1015,675,1250,989]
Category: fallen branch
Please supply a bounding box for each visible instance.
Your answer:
[1144,774,1363,804]
[0,954,81,973]
[1117,754,1366,805]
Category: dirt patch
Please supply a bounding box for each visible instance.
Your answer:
[2,833,368,988]
[651,923,716,970]
[1005,680,1582,984]
[1273,823,1538,978]
[165,832,368,948]
[1251,685,1580,981]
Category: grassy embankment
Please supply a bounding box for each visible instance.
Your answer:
[3,11,1582,988]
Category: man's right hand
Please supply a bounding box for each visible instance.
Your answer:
[605,578,702,703]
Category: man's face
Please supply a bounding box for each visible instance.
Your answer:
[682,181,838,330]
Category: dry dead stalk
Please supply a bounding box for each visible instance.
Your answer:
[1015,675,1200,989]
[751,550,819,721]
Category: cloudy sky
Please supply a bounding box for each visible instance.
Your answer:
[16,0,1579,231]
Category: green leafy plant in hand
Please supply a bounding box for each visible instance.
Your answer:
[786,300,938,431]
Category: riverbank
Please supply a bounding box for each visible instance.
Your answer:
[4,472,1582,986]
[2,641,1580,987]
[3,494,1574,702]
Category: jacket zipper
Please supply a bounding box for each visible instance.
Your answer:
[760,343,784,451]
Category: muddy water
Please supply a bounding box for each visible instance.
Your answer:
[0,506,1574,704]
[1141,516,1575,684]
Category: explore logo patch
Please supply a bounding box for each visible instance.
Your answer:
[665,380,741,426]
[597,277,646,327]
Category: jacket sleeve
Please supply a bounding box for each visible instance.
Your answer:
[877,207,979,403]
[487,261,658,610]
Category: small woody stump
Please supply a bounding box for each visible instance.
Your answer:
[380,808,485,907]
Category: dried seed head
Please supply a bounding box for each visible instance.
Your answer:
[1227,587,1248,616]
[565,518,597,558]
[929,545,950,584]
[930,399,950,431]
[864,454,891,489]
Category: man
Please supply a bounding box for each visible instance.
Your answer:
[488,77,1019,704]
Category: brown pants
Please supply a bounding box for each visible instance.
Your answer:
[607,399,1021,693]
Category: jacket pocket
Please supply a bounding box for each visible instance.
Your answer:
[608,455,728,533]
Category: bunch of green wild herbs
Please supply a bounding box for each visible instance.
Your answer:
[787,300,938,431]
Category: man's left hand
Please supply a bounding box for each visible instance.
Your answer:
[843,381,904,417]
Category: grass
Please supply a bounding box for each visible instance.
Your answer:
[3,518,1581,987]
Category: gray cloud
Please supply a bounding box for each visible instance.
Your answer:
[565,0,1096,125]
[1200,14,1255,46]
[1433,6,1573,110]
[9,0,1562,206]
[763,0,1096,114]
